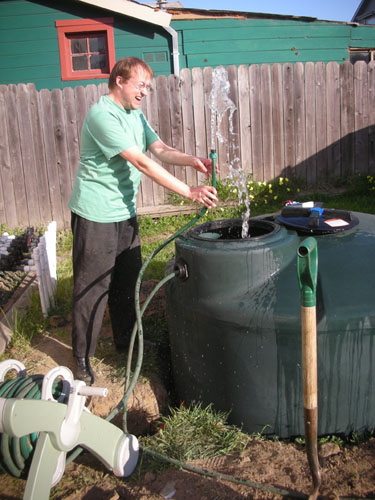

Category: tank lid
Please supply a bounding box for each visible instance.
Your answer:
[276,206,359,234]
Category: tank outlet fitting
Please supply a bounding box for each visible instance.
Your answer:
[297,237,318,307]
[174,260,189,281]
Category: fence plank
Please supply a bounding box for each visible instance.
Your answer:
[5,85,29,226]
[261,63,274,181]
[51,89,71,227]
[145,78,164,206]
[74,86,87,150]
[354,61,369,174]
[211,67,231,178]
[283,63,295,178]
[271,64,285,179]
[192,67,207,185]
[168,74,186,184]
[16,84,41,225]
[238,65,252,177]
[27,83,52,224]
[63,87,80,184]
[203,66,213,158]
[137,82,156,207]
[326,62,341,178]
[157,75,175,179]
[369,61,375,174]
[39,89,64,228]
[304,62,317,185]
[0,86,17,227]
[85,84,99,111]
[180,68,198,186]
[340,61,355,177]
[249,64,263,180]
[294,63,306,180]
[228,65,240,173]
[315,62,328,180]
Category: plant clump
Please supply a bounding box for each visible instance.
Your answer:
[141,402,250,464]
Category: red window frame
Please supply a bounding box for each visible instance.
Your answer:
[56,18,115,81]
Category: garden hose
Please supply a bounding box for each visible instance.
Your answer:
[121,148,217,432]
[2,152,222,487]
[66,150,218,465]
[0,375,65,477]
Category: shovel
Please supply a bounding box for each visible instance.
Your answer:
[297,237,321,500]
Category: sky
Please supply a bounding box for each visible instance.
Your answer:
[137,0,361,23]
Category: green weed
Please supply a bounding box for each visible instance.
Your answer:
[141,402,249,465]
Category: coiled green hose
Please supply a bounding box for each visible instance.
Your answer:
[0,376,65,477]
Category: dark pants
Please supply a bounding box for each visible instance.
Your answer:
[71,212,142,358]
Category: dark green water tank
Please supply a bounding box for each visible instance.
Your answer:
[166,209,375,437]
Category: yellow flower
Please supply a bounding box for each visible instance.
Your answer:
[285,178,289,182]
[264,199,268,204]
[297,188,301,192]
[274,195,278,200]
[269,189,273,194]
[287,187,291,192]
[268,184,272,189]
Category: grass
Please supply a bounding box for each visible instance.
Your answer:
[139,402,250,473]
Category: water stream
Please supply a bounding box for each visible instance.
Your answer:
[208,66,251,238]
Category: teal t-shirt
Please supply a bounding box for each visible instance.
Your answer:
[68,95,159,222]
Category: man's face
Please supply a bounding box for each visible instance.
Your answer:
[116,67,151,110]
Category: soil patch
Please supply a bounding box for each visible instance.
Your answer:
[0,281,374,500]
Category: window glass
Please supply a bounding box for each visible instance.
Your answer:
[89,37,106,53]
[156,52,167,62]
[72,55,89,71]
[144,52,168,63]
[71,38,87,54]
[350,51,371,63]
[90,54,107,70]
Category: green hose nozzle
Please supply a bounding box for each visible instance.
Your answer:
[210,149,217,189]
[297,237,318,307]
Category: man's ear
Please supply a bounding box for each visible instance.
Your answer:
[116,76,123,89]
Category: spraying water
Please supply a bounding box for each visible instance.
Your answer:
[208,66,251,238]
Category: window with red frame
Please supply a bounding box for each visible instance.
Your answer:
[56,18,115,81]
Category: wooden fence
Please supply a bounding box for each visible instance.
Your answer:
[0,61,374,229]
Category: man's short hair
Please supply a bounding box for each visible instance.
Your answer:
[108,57,154,89]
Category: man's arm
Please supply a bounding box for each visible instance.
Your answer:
[148,140,213,179]
[119,146,217,208]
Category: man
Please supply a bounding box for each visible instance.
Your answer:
[68,57,218,384]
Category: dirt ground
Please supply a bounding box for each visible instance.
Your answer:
[1,281,375,500]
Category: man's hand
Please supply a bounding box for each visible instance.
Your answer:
[191,157,219,179]
[189,185,218,208]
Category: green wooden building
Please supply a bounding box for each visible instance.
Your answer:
[1,0,375,90]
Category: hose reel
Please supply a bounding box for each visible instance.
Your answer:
[0,360,139,500]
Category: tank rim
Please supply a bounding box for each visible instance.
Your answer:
[187,218,281,242]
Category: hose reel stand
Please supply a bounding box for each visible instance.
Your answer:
[0,360,139,500]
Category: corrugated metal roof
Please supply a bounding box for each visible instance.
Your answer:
[166,6,358,25]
